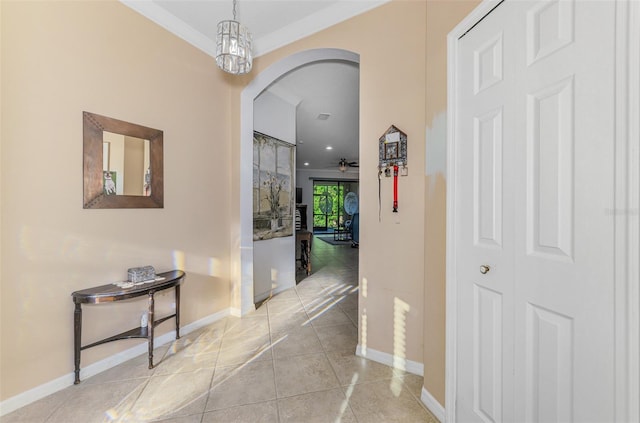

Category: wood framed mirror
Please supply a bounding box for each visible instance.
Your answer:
[83,111,163,208]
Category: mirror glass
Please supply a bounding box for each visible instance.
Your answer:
[83,111,163,209]
[102,132,151,196]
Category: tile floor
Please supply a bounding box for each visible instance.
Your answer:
[3,237,438,423]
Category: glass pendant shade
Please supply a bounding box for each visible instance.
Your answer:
[216,20,253,75]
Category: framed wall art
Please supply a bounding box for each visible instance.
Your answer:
[253,132,295,241]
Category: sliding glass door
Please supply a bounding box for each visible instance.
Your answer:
[312,180,358,233]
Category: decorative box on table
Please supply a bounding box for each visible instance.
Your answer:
[127,266,156,283]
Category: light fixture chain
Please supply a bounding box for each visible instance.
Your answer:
[232,0,237,21]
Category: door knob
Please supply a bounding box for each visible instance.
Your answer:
[480,265,490,274]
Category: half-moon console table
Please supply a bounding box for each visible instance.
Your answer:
[71,269,186,384]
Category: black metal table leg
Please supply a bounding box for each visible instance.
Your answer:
[147,291,155,369]
[175,285,181,339]
[73,302,82,384]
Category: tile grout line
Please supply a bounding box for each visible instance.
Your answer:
[41,387,74,423]
[306,278,362,423]
[204,316,241,418]
[276,288,339,404]
[200,322,224,423]
[267,296,284,423]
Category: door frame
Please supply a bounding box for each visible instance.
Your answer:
[235,48,359,316]
[445,1,639,421]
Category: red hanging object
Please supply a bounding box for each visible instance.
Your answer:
[393,165,398,212]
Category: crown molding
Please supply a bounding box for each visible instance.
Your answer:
[120,0,391,59]
[120,0,216,57]
[252,0,391,56]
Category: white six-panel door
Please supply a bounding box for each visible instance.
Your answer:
[453,0,618,421]
[455,2,517,421]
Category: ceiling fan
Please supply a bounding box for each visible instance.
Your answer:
[338,158,359,172]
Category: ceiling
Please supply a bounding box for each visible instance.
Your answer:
[121,0,387,172]
[261,61,360,172]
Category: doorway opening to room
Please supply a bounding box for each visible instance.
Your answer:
[312,180,359,236]
[251,56,360,294]
[241,48,361,315]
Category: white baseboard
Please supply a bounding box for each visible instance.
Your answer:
[0,308,230,417]
[354,344,445,421]
[229,307,242,317]
[421,386,446,422]
[355,344,424,376]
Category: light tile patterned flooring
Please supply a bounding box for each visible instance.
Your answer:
[4,238,438,423]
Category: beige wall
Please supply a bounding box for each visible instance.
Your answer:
[236,0,428,366]
[0,0,482,408]
[1,1,232,400]
[240,0,480,406]
[423,0,480,406]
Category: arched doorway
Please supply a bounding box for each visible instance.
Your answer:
[236,48,360,315]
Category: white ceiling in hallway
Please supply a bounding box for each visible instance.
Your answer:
[263,61,359,171]
[121,0,379,173]
[121,0,389,57]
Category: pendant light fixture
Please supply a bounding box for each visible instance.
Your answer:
[215,0,253,75]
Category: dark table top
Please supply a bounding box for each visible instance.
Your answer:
[72,270,185,304]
